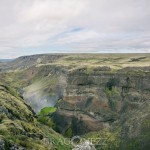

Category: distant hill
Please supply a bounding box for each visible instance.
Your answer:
[0,59,13,62]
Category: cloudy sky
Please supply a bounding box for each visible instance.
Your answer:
[0,0,150,58]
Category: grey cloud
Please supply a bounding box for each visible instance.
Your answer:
[0,0,149,58]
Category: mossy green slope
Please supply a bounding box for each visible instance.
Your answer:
[0,83,72,150]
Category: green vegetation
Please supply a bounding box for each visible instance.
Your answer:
[105,88,120,96]
[105,86,120,111]
[64,127,73,138]
[39,107,57,116]
[83,128,121,150]
[128,56,147,62]
[37,107,56,129]
[0,84,72,149]
[38,107,57,129]
[38,116,56,129]
[84,123,150,150]
[50,54,150,70]
[105,78,119,91]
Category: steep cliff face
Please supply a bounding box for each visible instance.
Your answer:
[52,66,150,143]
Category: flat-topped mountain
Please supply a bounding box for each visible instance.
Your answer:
[1,53,150,71]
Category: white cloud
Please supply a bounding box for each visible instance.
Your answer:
[0,0,149,58]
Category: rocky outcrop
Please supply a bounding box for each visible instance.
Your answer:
[0,137,6,150]
[73,141,96,150]
[52,66,150,139]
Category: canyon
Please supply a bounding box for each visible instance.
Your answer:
[0,54,150,150]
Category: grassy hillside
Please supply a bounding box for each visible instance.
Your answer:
[37,54,150,70]
[0,83,72,150]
